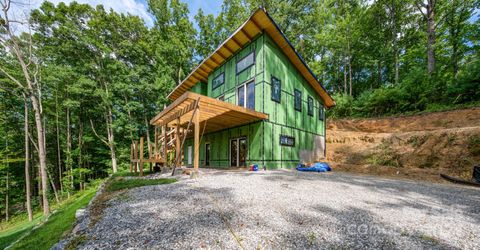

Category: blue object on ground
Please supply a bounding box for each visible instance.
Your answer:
[297,163,306,168]
[296,162,332,172]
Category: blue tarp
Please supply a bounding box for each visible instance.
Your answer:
[296,162,332,172]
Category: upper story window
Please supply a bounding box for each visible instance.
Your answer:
[237,81,255,110]
[212,72,224,90]
[319,106,325,121]
[307,96,314,116]
[294,89,302,112]
[271,76,281,103]
[236,51,255,74]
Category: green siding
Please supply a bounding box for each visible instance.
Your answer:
[182,33,326,169]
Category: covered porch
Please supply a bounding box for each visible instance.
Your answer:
[132,91,268,176]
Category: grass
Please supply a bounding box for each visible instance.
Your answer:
[3,187,97,250]
[0,214,43,249]
[105,177,177,192]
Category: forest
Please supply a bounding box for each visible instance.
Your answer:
[0,0,479,222]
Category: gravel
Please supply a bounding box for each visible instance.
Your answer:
[78,169,480,249]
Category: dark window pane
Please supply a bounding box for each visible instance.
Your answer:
[237,85,245,107]
[271,77,281,103]
[236,51,255,74]
[247,81,255,110]
[319,106,325,121]
[280,135,295,146]
[218,95,225,101]
[308,96,313,116]
[294,89,302,111]
[212,73,224,90]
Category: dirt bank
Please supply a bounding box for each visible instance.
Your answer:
[327,108,480,183]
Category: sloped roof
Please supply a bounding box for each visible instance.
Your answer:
[167,8,335,108]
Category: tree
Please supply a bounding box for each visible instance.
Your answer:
[0,0,50,215]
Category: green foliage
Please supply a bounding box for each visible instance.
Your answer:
[3,187,97,250]
[105,177,176,192]
[367,141,401,167]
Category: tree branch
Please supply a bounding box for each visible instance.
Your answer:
[0,65,25,90]
[89,119,109,147]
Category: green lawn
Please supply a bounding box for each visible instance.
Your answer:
[105,177,177,192]
[1,187,97,250]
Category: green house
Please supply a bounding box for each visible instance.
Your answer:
[149,8,335,171]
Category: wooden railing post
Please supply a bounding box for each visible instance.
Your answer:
[176,118,181,167]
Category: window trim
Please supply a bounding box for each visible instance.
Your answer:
[271,76,281,103]
[294,89,302,112]
[236,50,255,75]
[212,72,225,91]
[307,96,314,116]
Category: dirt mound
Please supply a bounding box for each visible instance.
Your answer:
[327,108,480,183]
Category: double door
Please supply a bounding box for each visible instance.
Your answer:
[230,137,247,167]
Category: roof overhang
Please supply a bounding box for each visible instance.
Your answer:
[151,92,268,134]
[167,8,335,108]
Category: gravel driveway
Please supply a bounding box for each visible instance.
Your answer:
[80,170,479,249]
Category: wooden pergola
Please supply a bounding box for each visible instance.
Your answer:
[148,91,268,175]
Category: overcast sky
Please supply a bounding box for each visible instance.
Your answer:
[10,0,222,29]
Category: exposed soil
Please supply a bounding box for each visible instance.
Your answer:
[327,108,480,183]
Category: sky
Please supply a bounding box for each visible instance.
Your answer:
[10,0,222,29]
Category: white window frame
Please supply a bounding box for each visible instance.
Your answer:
[187,145,192,165]
[236,80,254,109]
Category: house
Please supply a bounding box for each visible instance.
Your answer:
[146,8,335,173]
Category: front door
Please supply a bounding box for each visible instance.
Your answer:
[205,143,210,166]
[230,137,247,167]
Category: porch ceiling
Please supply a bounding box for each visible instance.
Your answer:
[150,92,268,134]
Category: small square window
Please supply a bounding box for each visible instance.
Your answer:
[294,89,302,112]
[307,96,314,116]
[271,76,281,103]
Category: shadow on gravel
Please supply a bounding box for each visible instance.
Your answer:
[260,170,480,224]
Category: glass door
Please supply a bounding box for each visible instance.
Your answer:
[239,138,247,167]
[230,137,247,167]
[230,139,238,167]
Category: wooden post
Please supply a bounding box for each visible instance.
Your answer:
[133,141,138,173]
[130,143,133,172]
[176,118,181,167]
[162,125,167,163]
[194,107,200,174]
[154,126,158,159]
[139,137,144,176]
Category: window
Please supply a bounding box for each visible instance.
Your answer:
[307,96,314,116]
[212,73,224,90]
[319,106,325,121]
[280,135,295,147]
[237,85,245,107]
[237,81,255,110]
[236,51,255,74]
[294,89,302,111]
[247,81,255,110]
[217,95,225,101]
[271,76,281,103]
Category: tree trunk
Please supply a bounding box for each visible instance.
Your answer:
[30,95,50,216]
[348,56,353,96]
[106,107,117,173]
[5,170,9,222]
[24,99,33,221]
[426,0,436,75]
[343,60,347,95]
[55,91,63,193]
[66,106,73,194]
